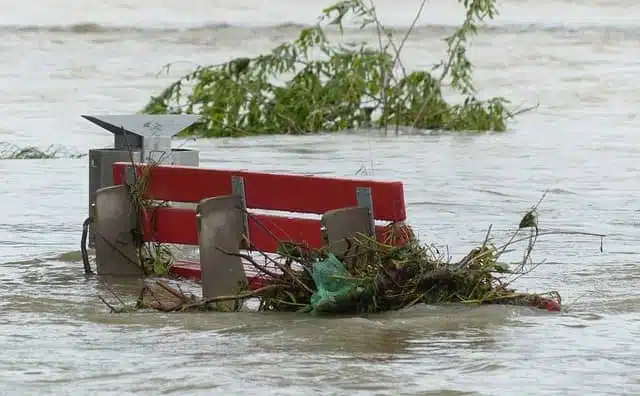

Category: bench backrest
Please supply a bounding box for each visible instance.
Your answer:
[112,162,407,252]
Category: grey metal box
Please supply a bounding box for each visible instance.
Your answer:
[88,149,141,248]
[87,147,199,248]
[169,148,199,167]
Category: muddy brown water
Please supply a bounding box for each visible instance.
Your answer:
[1,0,640,395]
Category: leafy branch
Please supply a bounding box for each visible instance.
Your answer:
[143,0,529,137]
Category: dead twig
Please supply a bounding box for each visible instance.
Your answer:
[215,245,281,279]
[98,296,118,313]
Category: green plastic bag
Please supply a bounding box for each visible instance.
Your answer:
[308,253,365,314]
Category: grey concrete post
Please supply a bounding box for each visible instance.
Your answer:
[197,195,247,309]
[321,206,374,257]
[93,185,143,276]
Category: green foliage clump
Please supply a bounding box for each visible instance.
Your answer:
[0,143,86,159]
[143,0,520,137]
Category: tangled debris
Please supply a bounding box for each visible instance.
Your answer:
[100,197,604,315]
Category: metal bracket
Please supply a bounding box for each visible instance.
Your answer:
[231,176,250,245]
[356,187,375,236]
[196,206,203,233]
[320,224,329,246]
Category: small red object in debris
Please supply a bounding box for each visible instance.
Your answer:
[247,276,267,290]
[539,298,561,312]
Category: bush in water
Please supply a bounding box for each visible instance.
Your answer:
[142,0,526,137]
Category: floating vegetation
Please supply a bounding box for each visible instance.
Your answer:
[0,142,86,160]
[143,0,534,137]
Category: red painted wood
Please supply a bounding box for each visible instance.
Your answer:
[171,260,266,289]
[141,207,196,246]
[114,162,411,289]
[141,206,394,252]
[112,162,406,222]
[170,260,201,280]
[246,213,323,253]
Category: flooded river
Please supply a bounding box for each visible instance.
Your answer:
[1,0,639,395]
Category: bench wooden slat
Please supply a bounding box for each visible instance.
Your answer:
[113,162,407,222]
[141,207,394,253]
[141,207,322,252]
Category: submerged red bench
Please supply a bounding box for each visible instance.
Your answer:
[111,162,409,283]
